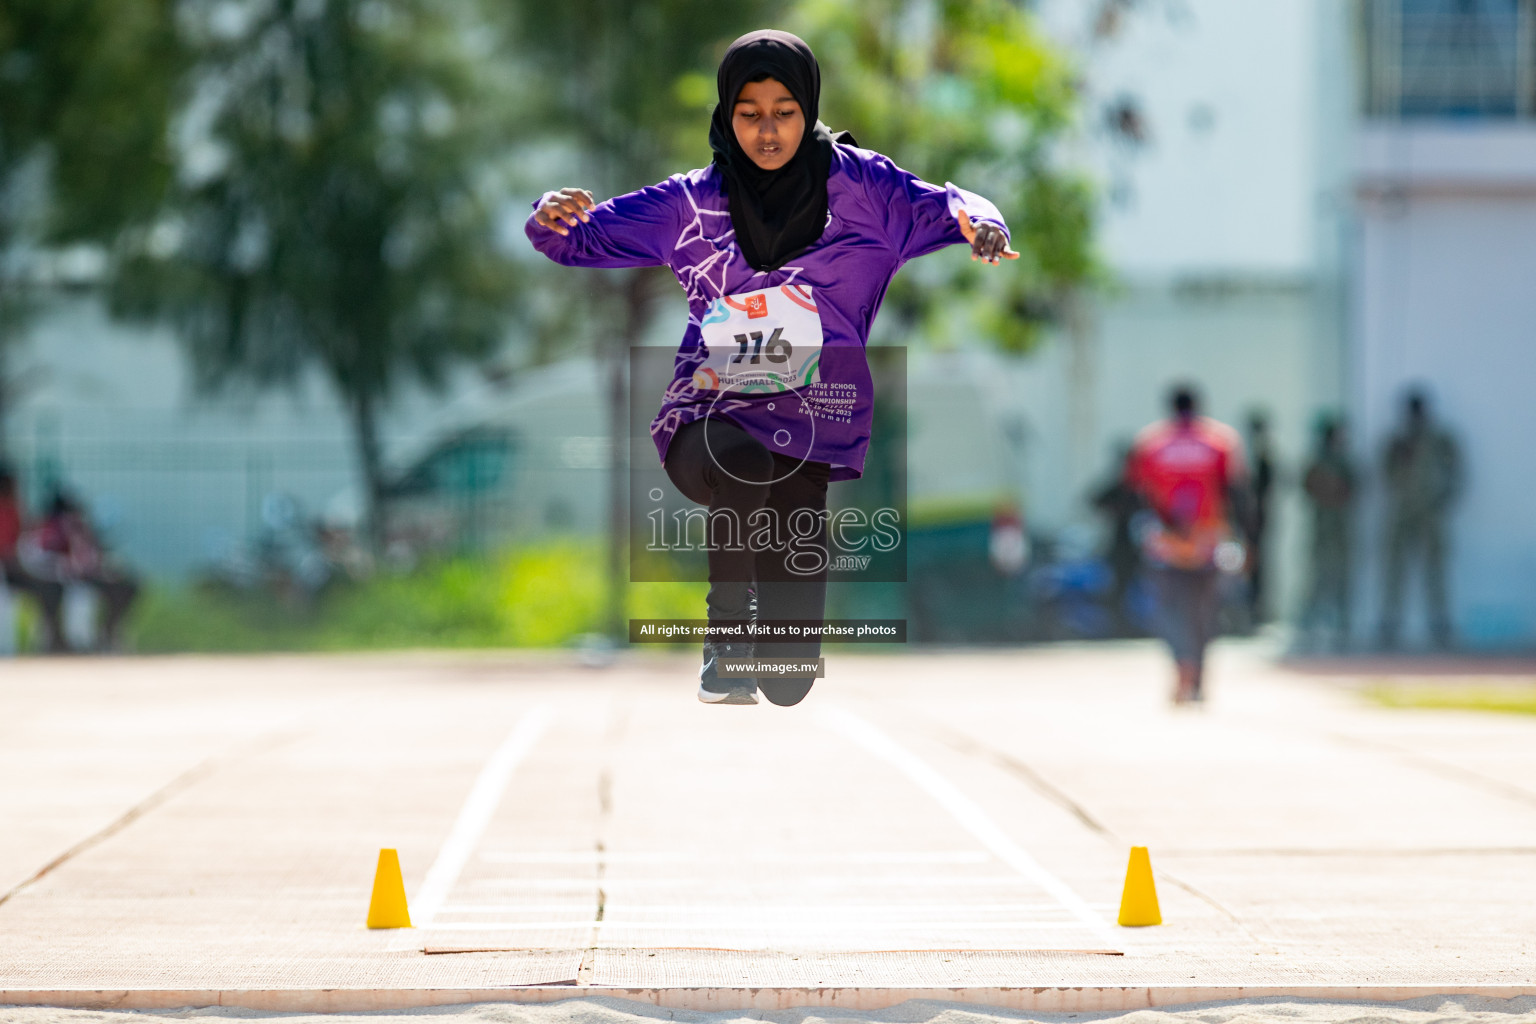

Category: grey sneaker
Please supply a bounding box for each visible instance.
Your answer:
[698,640,758,705]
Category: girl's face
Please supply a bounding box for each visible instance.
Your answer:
[732,77,804,170]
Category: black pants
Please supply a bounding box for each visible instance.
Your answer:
[83,572,140,650]
[1150,565,1220,676]
[664,418,828,705]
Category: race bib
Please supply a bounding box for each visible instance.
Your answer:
[693,285,823,394]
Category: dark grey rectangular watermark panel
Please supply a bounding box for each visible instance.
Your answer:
[628,619,907,643]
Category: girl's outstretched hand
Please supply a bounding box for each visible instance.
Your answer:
[535,187,596,236]
[957,209,1019,264]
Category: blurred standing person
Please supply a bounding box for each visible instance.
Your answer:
[1380,389,1462,649]
[1128,385,1248,703]
[32,493,140,652]
[1244,412,1277,625]
[1091,443,1142,634]
[1301,417,1355,649]
[0,468,66,652]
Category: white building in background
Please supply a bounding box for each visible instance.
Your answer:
[1350,0,1536,648]
[1020,0,1352,620]
[1024,0,1536,649]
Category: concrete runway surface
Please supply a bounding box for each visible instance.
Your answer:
[0,642,1533,1015]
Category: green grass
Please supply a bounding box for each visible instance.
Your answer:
[129,538,708,653]
[1365,684,1536,716]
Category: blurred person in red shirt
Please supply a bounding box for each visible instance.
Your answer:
[1127,385,1249,703]
[0,467,66,652]
[30,491,140,651]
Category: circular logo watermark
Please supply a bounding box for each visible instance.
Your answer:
[699,382,816,487]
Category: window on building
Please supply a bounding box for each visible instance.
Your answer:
[1364,0,1536,118]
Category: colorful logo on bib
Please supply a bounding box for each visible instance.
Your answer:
[745,293,768,319]
[701,300,731,328]
[691,366,720,391]
[780,283,817,312]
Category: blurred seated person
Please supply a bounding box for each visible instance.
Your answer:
[0,467,66,652]
[26,491,140,651]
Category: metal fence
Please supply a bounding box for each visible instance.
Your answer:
[8,434,361,581]
[5,425,618,582]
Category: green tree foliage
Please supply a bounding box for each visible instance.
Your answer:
[505,1,773,192]
[114,0,521,547]
[0,0,182,452]
[500,0,778,373]
[511,2,1095,356]
[791,0,1097,351]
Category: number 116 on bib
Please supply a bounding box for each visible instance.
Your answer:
[696,285,824,395]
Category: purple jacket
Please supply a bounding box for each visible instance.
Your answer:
[526,144,1008,481]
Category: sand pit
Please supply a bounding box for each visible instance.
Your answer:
[5,996,1536,1024]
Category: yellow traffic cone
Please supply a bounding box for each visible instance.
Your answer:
[366,848,412,929]
[1117,846,1162,926]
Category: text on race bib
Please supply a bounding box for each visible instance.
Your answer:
[693,285,823,395]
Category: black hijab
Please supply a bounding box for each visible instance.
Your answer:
[708,30,846,272]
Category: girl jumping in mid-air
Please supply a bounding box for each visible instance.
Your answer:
[529,30,1016,707]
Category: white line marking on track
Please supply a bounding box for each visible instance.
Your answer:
[438,903,1090,915]
[388,704,556,950]
[479,850,991,865]
[815,704,1119,947]
[418,921,1095,932]
[463,875,1093,891]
